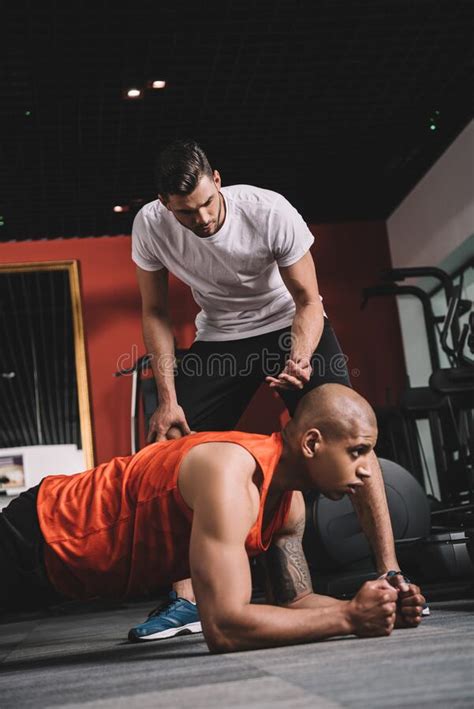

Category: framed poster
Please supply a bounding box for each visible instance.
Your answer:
[0,454,25,492]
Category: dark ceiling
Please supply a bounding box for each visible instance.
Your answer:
[1,0,472,242]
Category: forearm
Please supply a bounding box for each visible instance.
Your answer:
[142,311,178,404]
[284,591,343,611]
[260,550,339,612]
[290,302,324,360]
[351,452,398,574]
[208,599,353,653]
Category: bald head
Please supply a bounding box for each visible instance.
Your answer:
[287,384,377,441]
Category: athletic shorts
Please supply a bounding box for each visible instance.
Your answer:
[144,317,351,432]
[0,485,64,612]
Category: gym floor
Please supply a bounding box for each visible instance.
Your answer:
[1,594,473,709]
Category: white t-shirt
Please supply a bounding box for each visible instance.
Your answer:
[132,184,315,341]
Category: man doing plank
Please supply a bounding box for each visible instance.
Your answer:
[0,385,425,652]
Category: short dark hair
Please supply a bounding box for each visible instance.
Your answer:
[156,139,213,197]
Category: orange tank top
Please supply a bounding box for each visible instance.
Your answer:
[37,431,292,600]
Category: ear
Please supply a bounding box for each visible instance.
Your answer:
[302,428,322,458]
[213,170,221,189]
[158,194,171,211]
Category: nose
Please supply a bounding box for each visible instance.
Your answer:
[195,208,210,226]
[356,466,372,480]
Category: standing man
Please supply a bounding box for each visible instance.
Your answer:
[131,138,403,639]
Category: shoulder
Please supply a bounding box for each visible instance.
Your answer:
[179,441,259,508]
[183,440,257,471]
[274,491,306,538]
[132,199,170,236]
[134,199,163,223]
[223,184,290,211]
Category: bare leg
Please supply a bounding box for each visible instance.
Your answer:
[173,577,195,602]
[350,451,399,574]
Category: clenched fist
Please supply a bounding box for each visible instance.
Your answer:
[348,579,398,637]
[381,572,426,628]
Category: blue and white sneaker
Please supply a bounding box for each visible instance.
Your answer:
[128,591,202,642]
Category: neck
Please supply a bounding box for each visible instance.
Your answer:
[216,191,226,230]
[271,426,307,493]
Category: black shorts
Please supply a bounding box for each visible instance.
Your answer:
[144,317,351,432]
[0,486,63,612]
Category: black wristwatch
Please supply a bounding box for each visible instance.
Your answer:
[379,569,411,583]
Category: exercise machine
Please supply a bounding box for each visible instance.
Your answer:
[353,264,474,592]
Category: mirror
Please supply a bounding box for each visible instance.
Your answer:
[0,261,94,493]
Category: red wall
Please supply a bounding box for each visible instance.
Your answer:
[310,221,406,404]
[0,222,405,463]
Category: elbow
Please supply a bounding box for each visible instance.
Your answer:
[292,298,323,319]
[206,637,235,655]
[205,627,237,654]
[203,615,247,654]
[297,299,323,313]
[143,306,169,322]
[142,308,172,334]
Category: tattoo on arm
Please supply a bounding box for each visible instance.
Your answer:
[265,517,313,604]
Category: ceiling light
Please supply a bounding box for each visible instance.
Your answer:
[113,205,130,213]
[151,80,166,89]
[126,88,142,99]
[429,110,440,131]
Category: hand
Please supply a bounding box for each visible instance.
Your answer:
[380,573,425,628]
[382,572,425,629]
[348,579,398,638]
[265,357,312,391]
[395,583,425,629]
[147,403,191,443]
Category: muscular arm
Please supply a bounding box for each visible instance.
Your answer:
[270,492,425,629]
[136,266,177,403]
[179,446,396,653]
[136,266,190,440]
[263,492,341,611]
[267,252,324,389]
[280,258,400,573]
[279,251,324,362]
[349,452,399,574]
